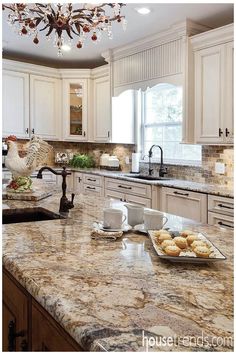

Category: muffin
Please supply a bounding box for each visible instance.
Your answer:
[186,235,198,246]
[180,230,193,238]
[161,239,176,249]
[191,240,208,251]
[154,229,167,238]
[173,236,188,249]
[165,245,181,257]
[158,233,172,243]
[194,246,211,258]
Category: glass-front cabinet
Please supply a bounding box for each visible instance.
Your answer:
[62,79,88,141]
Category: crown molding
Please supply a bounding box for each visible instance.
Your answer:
[91,64,109,79]
[102,20,211,62]
[191,23,234,50]
[2,59,60,78]
[58,68,91,79]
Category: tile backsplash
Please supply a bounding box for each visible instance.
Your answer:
[10,140,234,188]
[140,146,234,188]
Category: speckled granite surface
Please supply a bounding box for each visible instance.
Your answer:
[3,167,233,198]
[2,193,233,351]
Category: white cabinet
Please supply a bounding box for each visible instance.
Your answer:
[105,178,152,207]
[73,172,83,194]
[62,79,88,141]
[192,24,234,144]
[208,194,234,229]
[82,173,104,197]
[93,76,111,142]
[161,187,207,223]
[3,70,29,139]
[30,75,61,140]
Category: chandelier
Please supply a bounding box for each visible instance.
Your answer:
[3,3,127,56]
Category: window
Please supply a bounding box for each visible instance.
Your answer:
[140,83,201,164]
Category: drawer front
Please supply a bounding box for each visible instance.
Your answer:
[208,211,234,229]
[125,193,151,208]
[83,174,103,187]
[105,178,151,198]
[104,189,124,201]
[83,184,103,196]
[161,187,207,223]
[208,195,234,216]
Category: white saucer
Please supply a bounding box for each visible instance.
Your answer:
[133,224,148,234]
[93,222,132,233]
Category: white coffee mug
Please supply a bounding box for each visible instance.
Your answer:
[103,208,126,229]
[144,210,168,230]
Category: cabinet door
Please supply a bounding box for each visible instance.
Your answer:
[62,79,88,141]
[30,75,61,140]
[3,70,30,139]
[31,300,80,351]
[224,41,234,144]
[195,45,225,144]
[94,76,111,142]
[161,187,207,223]
[3,271,29,351]
[73,172,83,193]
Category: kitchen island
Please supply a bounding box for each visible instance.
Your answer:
[2,190,233,351]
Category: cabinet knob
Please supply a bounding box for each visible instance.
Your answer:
[32,128,35,134]
[225,128,230,137]
[108,131,110,138]
[219,128,223,137]
[83,131,86,137]
[25,128,29,134]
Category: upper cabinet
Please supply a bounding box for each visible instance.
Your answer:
[62,78,88,141]
[191,24,234,145]
[3,70,29,139]
[2,61,61,141]
[93,75,111,142]
[30,75,61,140]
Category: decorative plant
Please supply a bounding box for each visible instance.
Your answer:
[69,154,95,168]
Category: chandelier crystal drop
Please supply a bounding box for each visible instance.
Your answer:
[3,3,127,55]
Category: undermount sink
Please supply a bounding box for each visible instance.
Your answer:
[3,207,65,224]
[125,175,171,181]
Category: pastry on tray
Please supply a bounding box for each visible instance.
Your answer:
[165,245,181,257]
[194,246,211,258]
[186,234,198,246]
[158,233,172,243]
[161,239,176,249]
[173,236,188,249]
[180,230,194,238]
[191,240,208,251]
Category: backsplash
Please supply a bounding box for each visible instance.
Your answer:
[140,146,234,189]
[15,140,135,172]
[7,140,233,188]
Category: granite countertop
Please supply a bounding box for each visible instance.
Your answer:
[3,193,233,351]
[3,167,233,198]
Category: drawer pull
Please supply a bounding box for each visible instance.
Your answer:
[225,128,230,137]
[218,203,233,210]
[219,128,223,137]
[87,178,96,182]
[118,185,132,190]
[173,191,189,197]
[86,186,96,190]
[218,221,233,229]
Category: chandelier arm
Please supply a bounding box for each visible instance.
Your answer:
[66,29,73,40]
[71,26,80,36]
[39,24,50,32]
[45,26,54,37]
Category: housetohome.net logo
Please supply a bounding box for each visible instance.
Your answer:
[142,330,233,351]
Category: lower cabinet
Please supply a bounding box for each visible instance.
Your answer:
[208,211,234,230]
[3,269,82,352]
[161,187,207,223]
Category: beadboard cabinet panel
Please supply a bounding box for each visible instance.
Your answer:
[30,75,61,140]
[3,70,30,139]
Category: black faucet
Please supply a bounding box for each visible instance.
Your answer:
[37,166,75,214]
[148,145,167,177]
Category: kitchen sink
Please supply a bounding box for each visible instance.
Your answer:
[3,207,65,224]
[125,175,171,181]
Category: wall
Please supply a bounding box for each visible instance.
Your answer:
[9,140,234,188]
[15,140,135,172]
[140,146,234,188]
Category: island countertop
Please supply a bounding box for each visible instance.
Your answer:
[3,191,234,351]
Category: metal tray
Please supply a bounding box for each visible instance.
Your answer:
[148,230,226,263]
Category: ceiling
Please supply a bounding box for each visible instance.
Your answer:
[2,3,234,68]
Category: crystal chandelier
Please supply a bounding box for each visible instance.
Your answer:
[3,3,127,56]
